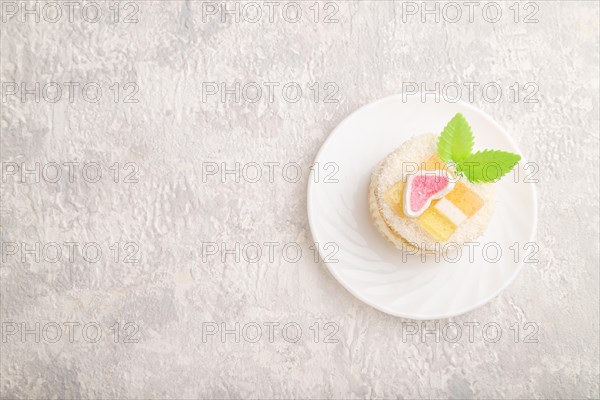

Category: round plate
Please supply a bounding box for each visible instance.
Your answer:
[307,95,537,320]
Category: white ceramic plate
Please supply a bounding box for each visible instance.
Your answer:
[307,95,537,320]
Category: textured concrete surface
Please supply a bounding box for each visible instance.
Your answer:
[1,1,599,399]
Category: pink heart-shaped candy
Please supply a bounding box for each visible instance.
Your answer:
[403,170,455,218]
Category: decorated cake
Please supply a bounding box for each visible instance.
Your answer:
[369,113,521,254]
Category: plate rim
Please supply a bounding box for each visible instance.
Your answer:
[306,93,538,320]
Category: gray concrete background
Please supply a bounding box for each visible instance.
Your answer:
[1,1,599,399]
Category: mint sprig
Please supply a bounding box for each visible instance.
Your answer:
[437,113,474,163]
[437,113,521,184]
[457,150,521,183]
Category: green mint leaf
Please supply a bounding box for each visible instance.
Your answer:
[437,113,474,163]
[457,150,522,183]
